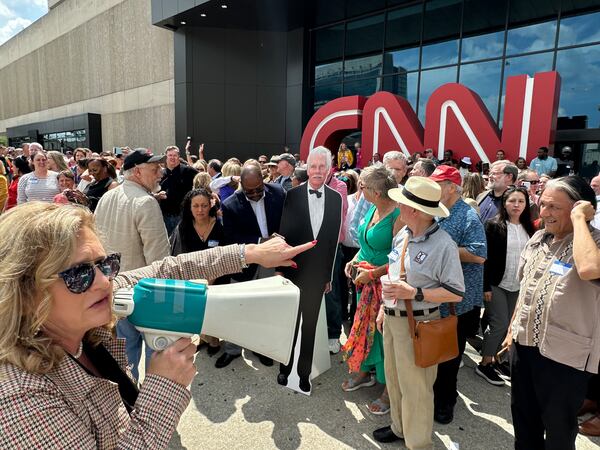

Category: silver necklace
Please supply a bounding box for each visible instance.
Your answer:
[71,342,83,359]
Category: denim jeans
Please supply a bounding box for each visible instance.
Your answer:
[163,214,180,237]
[116,317,154,381]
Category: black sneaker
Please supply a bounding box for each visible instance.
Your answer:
[495,361,511,378]
[475,363,505,386]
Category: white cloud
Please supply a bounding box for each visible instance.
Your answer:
[0,17,32,45]
[0,1,15,19]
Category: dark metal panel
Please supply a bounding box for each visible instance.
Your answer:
[224,84,257,143]
[556,129,600,142]
[162,0,179,20]
[191,82,225,142]
[256,86,286,144]
[151,0,163,24]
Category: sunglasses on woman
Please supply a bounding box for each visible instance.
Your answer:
[58,253,121,294]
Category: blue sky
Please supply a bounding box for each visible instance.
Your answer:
[0,0,47,46]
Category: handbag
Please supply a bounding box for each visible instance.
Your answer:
[398,236,459,368]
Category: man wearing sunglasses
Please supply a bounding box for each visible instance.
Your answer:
[517,169,542,220]
[95,148,170,381]
[216,165,286,368]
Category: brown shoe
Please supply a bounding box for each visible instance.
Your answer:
[580,414,600,436]
[578,399,598,417]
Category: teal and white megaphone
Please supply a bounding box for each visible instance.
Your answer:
[113,275,300,365]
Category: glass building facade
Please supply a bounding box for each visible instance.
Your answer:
[151,0,600,172]
[310,0,600,134]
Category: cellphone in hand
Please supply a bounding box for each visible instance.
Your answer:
[350,264,358,280]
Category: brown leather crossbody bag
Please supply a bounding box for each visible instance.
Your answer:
[399,236,459,368]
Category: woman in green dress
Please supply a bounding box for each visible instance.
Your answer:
[342,165,404,414]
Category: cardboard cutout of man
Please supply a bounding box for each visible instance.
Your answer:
[277,146,342,394]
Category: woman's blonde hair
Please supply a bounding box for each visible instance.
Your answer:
[0,202,110,374]
[193,160,207,172]
[193,172,212,190]
[47,150,68,171]
[222,161,241,177]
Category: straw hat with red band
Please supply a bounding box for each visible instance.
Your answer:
[388,176,449,218]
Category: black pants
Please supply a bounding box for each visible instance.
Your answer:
[433,307,480,409]
[340,245,359,320]
[511,342,591,450]
[586,373,600,403]
[280,289,323,380]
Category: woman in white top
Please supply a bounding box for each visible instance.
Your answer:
[17,151,60,204]
[477,186,535,385]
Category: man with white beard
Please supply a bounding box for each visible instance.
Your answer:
[95,148,170,380]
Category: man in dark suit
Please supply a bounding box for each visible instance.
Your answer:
[277,146,342,393]
[215,165,286,368]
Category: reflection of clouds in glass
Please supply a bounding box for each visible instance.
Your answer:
[558,11,600,47]
[461,32,504,62]
[421,40,459,69]
[556,45,600,126]
[498,52,553,126]
[459,60,502,123]
[506,21,556,55]
[388,47,420,72]
[418,66,457,122]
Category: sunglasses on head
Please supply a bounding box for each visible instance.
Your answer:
[58,253,121,294]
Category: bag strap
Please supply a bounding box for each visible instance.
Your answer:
[399,235,456,334]
[397,236,418,338]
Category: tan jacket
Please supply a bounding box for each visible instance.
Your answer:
[0,245,244,449]
[95,180,170,272]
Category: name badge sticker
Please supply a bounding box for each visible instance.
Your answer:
[549,260,572,276]
[388,248,401,263]
[208,240,219,248]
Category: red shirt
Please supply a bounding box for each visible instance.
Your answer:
[6,176,19,210]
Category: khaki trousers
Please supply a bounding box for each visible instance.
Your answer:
[383,311,439,450]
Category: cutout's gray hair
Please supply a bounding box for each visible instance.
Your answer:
[307,146,332,172]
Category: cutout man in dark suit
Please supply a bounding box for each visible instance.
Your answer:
[277,146,342,393]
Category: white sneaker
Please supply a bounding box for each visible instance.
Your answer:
[328,339,341,354]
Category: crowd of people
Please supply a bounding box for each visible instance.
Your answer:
[0,139,599,450]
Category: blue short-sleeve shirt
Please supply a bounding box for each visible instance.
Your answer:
[437,198,487,316]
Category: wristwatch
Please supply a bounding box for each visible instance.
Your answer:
[414,287,424,302]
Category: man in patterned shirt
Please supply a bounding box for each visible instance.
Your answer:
[428,165,487,424]
[506,176,600,449]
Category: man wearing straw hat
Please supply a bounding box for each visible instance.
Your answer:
[372,176,464,449]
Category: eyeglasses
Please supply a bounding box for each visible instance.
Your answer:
[525,180,540,185]
[58,253,121,294]
[243,185,265,196]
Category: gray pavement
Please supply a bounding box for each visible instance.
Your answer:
[170,340,600,450]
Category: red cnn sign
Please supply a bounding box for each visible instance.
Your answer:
[300,71,561,167]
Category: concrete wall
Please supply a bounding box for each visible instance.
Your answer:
[0,0,175,152]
